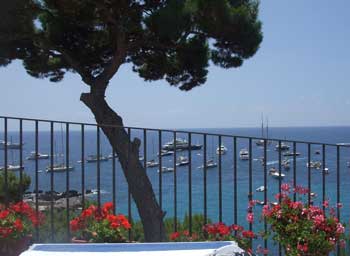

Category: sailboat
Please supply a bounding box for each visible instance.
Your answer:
[256,115,272,146]
[0,137,22,150]
[46,125,74,173]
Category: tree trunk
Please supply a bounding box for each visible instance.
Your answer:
[80,90,166,242]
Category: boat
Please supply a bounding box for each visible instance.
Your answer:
[46,164,74,172]
[275,142,290,151]
[217,145,228,155]
[283,151,301,157]
[256,115,272,146]
[86,155,109,163]
[26,151,49,160]
[256,185,267,192]
[239,148,249,160]
[158,150,174,157]
[282,159,290,170]
[0,165,24,171]
[323,167,329,174]
[157,167,174,173]
[198,159,218,169]
[269,168,285,179]
[315,150,321,155]
[162,138,202,151]
[176,156,189,166]
[347,162,350,168]
[0,138,22,150]
[307,161,322,169]
[146,159,159,168]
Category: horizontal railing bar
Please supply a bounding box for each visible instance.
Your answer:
[0,116,347,147]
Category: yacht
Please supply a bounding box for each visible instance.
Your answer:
[283,151,300,157]
[157,167,174,173]
[86,155,109,163]
[0,140,22,150]
[256,185,267,192]
[146,159,159,168]
[158,150,174,157]
[198,159,218,169]
[216,145,228,155]
[176,156,189,166]
[275,143,290,151]
[162,138,202,151]
[0,165,24,171]
[46,164,74,172]
[239,148,249,160]
[269,168,285,179]
[26,151,49,160]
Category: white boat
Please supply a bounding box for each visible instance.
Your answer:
[275,143,290,151]
[347,162,350,168]
[256,185,267,192]
[146,159,159,168]
[239,148,249,160]
[162,138,202,151]
[198,159,218,169]
[157,167,174,173]
[158,150,174,157]
[86,155,109,163]
[46,164,74,172]
[324,167,329,174]
[282,159,290,170]
[176,156,189,166]
[269,168,285,179]
[216,145,228,155]
[0,165,24,171]
[26,151,49,160]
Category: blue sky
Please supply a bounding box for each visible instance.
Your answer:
[1,1,350,129]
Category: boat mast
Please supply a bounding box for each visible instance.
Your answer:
[266,117,269,141]
[261,113,264,138]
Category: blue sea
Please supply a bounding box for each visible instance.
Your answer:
[1,126,350,249]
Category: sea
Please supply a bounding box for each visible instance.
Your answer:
[1,126,350,249]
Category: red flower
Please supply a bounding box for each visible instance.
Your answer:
[0,210,10,219]
[170,232,180,240]
[70,219,80,232]
[14,219,23,232]
[242,230,255,238]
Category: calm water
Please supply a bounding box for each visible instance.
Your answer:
[1,126,350,248]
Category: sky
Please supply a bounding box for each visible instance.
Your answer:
[1,1,350,129]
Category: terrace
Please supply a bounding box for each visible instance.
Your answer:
[1,116,349,255]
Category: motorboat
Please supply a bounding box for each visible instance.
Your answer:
[323,167,329,174]
[162,138,202,151]
[198,159,218,169]
[315,150,321,155]
[275,143,290,151]
[307,161,322,169]
[157,167,174,173]
[216,145,228,155]
[46,164,74,172]
[256,185,267,192]
[86,155,109,163]
[239,148,249,160]
[283,151,301,157]
[26,151,49,160]
[176,156,189,166]
[269,168,285,179]
[146,159,159,168]
[0,165,24,171]
[158,150,174,157]
[282,159,290,170]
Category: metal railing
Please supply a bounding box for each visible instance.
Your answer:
[0,116,349,255]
